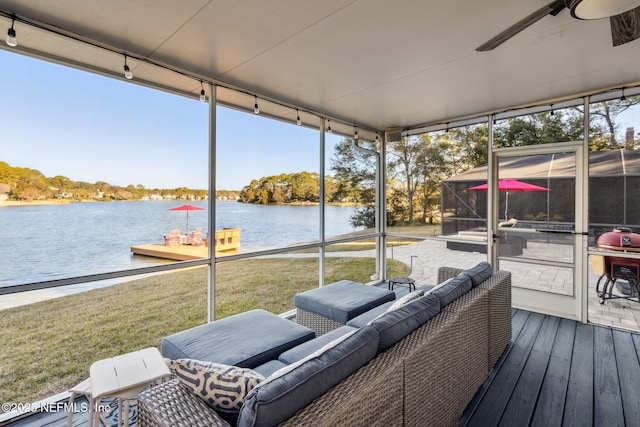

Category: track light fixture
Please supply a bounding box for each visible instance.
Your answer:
[354,126,359,140]
[199,81,207,102]
[254,95,260,114]
[123,55,133,80]
[6,16,17,47]
[296,109,301,126]
[327,120,333,134]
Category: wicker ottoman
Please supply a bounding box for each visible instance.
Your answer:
[294,280,395,335]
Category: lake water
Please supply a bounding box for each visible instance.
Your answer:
[0,201,358,288]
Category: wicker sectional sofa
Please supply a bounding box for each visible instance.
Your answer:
[138,264,511,427]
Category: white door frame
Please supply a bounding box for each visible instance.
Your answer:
[489,141,588,321]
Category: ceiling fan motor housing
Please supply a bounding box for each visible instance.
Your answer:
[567,0,640,20]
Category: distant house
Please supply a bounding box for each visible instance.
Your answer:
[0,183,11,201]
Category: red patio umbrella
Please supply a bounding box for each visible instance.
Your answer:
[468,179,550,220]
[169,204,206,233]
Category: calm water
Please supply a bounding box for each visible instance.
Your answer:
[0,201,358,287]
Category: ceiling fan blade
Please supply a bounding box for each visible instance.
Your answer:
[610,6,640,46]
[476,0,566,51]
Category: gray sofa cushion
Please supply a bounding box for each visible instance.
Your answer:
[367,293,441,351]
[252,360,289,378]
[294,280,395,324]
[278,325,358,364]
[431,275,472,307]
[237,325,380,427]
[462,262,493,287]
[345,301,394,327]
[161,309,315,368]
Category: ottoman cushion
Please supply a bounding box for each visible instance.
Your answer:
[161,309,315,368]
[294,280,395,324]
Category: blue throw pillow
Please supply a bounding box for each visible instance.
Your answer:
[430,275,472,307]
[461,262,493,287]
[368,293,441,351]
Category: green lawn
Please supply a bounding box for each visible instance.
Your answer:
[0,257,409,407]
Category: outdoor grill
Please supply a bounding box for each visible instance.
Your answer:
[595,227,640,304]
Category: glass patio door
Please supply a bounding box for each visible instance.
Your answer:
[490,141,587,321]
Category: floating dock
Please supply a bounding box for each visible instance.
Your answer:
[131,228,240,261]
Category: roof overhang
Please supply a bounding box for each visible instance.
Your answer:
[1,0,639,137]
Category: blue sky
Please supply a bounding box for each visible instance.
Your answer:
[2,49,638,191]
[0,49,344,190]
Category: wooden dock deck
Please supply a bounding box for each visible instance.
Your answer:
[130,243,209,260]
[131,228,240,261]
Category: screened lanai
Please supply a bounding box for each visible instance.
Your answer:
[2,1,640,425]
[442,149,640,240]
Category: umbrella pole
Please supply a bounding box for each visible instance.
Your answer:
[505,189,509,220]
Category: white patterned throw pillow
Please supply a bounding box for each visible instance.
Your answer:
[171,359,264,415]
[387,290,425,311]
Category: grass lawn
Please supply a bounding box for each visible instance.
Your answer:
[321,223,441,252]
[0,256,409,407]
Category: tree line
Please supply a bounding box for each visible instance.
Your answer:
[237,98,639,228]
[0,161,216,201]
[337,98,640,228]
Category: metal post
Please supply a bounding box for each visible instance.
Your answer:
[207,83,216,322]
[379,133,387,282]
[319,119,326,287]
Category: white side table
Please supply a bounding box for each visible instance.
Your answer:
[89,347,171,427]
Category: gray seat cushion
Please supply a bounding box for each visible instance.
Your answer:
[462,262,493,287]
[278,325,358,364]
[431,275,472,307]
[252,360,289,378]
[161,309,315,368]
[237,325,380,427]
[294,280,395,324]
[349,293,441,351]
[344,301,394,327]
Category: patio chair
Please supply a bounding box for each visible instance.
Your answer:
[163,229,181,246]
[187,227,203,245]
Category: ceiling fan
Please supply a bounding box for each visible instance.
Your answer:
[476,0,640,51]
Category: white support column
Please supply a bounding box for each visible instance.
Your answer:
[319,119,326,287]
[488,115,498,268]
[207,83,216,323]
[379,133,387,281]
[577,96,590,323]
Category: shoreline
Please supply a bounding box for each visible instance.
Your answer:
[0,199,361,207]
[0,199,75,207]
[0,271,172,311]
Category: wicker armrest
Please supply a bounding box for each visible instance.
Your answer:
[138,379,231,427]
[437,266,464,284]
[479,270,512,368]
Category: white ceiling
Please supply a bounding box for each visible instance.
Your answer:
[1,0,639,135]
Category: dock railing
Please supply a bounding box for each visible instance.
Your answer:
[207,227,241,252]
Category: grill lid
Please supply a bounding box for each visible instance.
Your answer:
[597,227,640,250]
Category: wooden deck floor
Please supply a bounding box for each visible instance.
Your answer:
[461,309,640,427]
[4,309,640,427]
